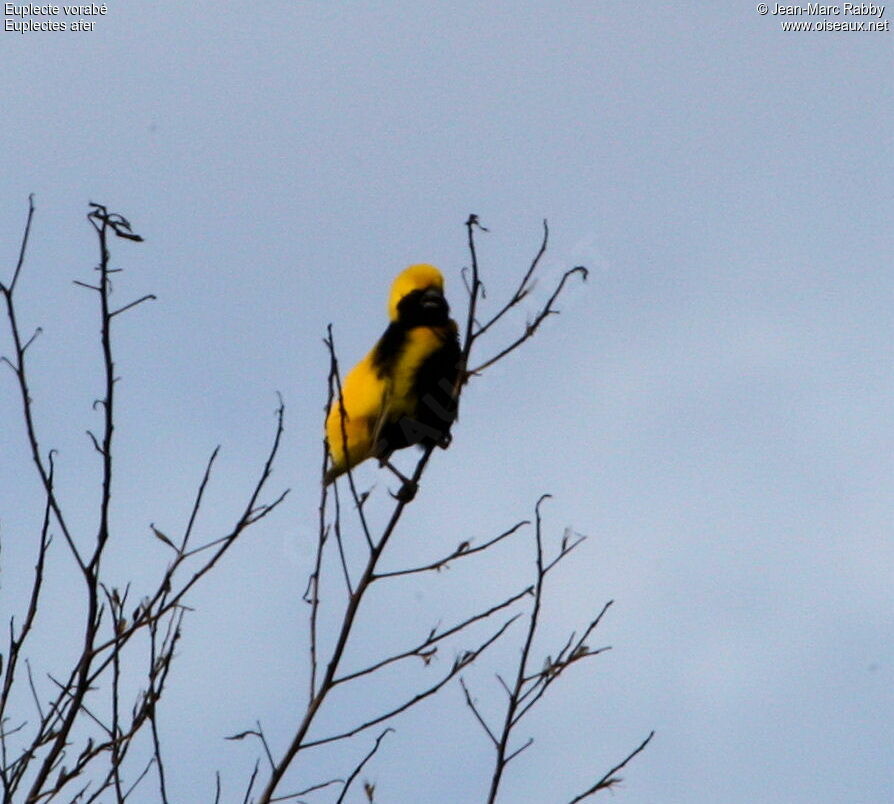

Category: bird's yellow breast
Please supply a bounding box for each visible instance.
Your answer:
[387,325,451,415]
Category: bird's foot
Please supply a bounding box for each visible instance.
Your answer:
[389,479,418,503]
[383,460,418,501]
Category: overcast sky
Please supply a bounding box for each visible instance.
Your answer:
[1,2,891,802]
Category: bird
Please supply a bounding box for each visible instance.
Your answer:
[324,263,461,488]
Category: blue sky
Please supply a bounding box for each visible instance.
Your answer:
[1,2,891,802]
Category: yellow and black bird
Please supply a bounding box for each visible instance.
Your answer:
[324,263,461,486]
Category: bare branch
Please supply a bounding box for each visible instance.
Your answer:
[324,325,374,551]
[257,217,610,802]
[25,659,45,723]
[179,446,220,553]
[302,615,516,750]
[567,731,655,802]
[470,265,588,375]
[109,294,156,318]
[242,759,260,804]
[258,439,439,802]
[24,202,144,803]
[5,194,35,294]
[333,590,529,686]
[335,729,392,804]
[512,646,612,728]
[86,430,104,456]
[459,214,487,373]
[459,677,498,747]
[0,461,54,729]
[542,531,587,576]
[226,721,275,772]
[330,481,354,595]
[503,736,533,765]
[373,519,529,580]
[21,326,42,354]
[495,673,512,700]
[269,777,343,802]
[514,601,614,722]
[2,201,87,575]
[474,219,549,339]
[122,756,155,801]
[483,495,551,802]
[469,496,638,804]
[147,610,181,804]
[88,401,286,668]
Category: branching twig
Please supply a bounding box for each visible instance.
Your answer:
[483,495,552,802]
[567,731,655,802]
[1,198,86,575]
[226,721,275,773]
[259,440,470,802]
[302,615,518,751]
[473,218,549,340]
[451,496,649,804]
[87,402,287,672]
[22,203,142,804]
[0,456,54,734]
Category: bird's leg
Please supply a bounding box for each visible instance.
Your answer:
[383,460,418,502]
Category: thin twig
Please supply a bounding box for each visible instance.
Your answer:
[474,219,549,339]
[566,731,655,802]
[302,615,517,750]
[122,756,155,801]
[109,294,156,318]
[0,459,54,730]
[2,199,86,574]
[179,447,220,553]
[373,520,529,580]
[7,193,35,293]
[470,266,588,375]
[270,779,345,804]
[269,777,343,802]
[226,721,275,772]
[484,494,551,803]
[242,759,260,804]
[333,588,530,686]
[459,677,498,747]
[335,729,392,804]
[326,326,374,551]
[87,402,287,667]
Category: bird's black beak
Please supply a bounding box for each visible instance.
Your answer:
[420,286,446,311]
